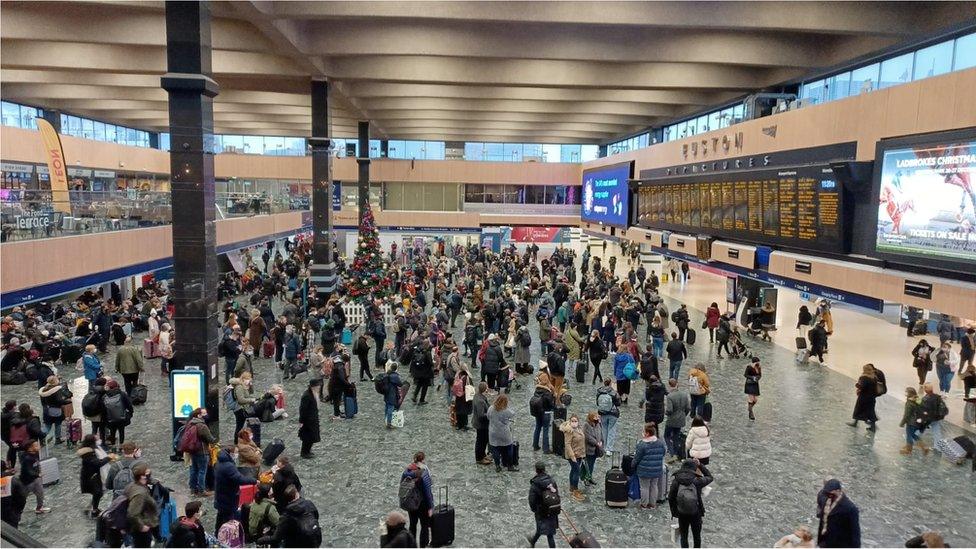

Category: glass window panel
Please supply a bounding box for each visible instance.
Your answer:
[1,102,19,127]
[105,124,117,143]
[60,113,69,131]
[126,128,138,146]
[485,142,504,161]
[955,33,976,70]
[263,136,285,155]
[425,141,445,160]
[283,137,305,156]
[402,183,425,210]
[93,121,105,141]
[827,71,851,101]
[464,184,484,203]
[913,40,954,80]
[423,183,442,211]
[159,132,170,151]
[677,121,688,138]
[369,139,382,158]
[502,185,523,204]
[662,126,674,142]
[560,145,580,163]
[385,181,404,210]
[696,115,709,134]
[222,134,244,152]
[503,143,522,161]
[525,185,546,204]
[549,185,568,205]
[369,182,382,206]
[523,143,543,158]
[463,142,483,161]
[404,140,425,159]
[541,144,560,162]
[580,145,599,162]
[733,104,745,122]
[241,135,262,154]
[443,183,461,211]
[879,52,914,89]
[849,63,880,95]
[483,184,505,204]
[21,106,38,130]
[706,112,720,133]
[386,140,404,159]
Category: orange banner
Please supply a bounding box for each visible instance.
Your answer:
[37,118,71,214]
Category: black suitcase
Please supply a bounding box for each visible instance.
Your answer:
[795,336,807,350]
[261,438,285,466]
[575,359,587,383]
[552,407,567,457]
[247,417,262,447]
[685,328,696,345]
[701,402,713,423]
[62,344,83,364]
[509,441,520,467]
[130,384,148,405]
[430,486,455,547]
[559,511,600,548]
[604,460,628,508]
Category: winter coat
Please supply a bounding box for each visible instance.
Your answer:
[381,522,417,548]
[613,351,634,382]
[248,317,267,350]
[559,422,586,461]
[633,437,666,479]
[38,383,70,423]
[644,379,667,425]
[716,318,731,343]
[101,388,133,427]
[688,367,711,396]
[685,425,712,459]
[564,327,584,361]
[472,394,490,430]
[384,371,403,407]
[298,389,321,444]
[817,494,861,548]
[528,472,559,522]
[237,438,262,469]
[82,353,102,381]
[214,449,256,512]
[514,330,532,365]
[583,421,603,456]
[231,378,256,409]
[268,497,321,548]
[272,465,303,512]
[596,385,621,418]
[665,389,691,429]
[114,345,144,375]
[666,339,687,361]
[77,446,110,495]
[482,340,505,375]
[487,406,515,447]
[546,350,566,378]
[124,481,160,532]
[705,306,721,329]
[668,462,713,518]
[852,375,878,422]
[409,348,435,382]
[401,463,435,509]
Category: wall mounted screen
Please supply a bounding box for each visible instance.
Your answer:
[581,161,633,227]
[874,134,976,270]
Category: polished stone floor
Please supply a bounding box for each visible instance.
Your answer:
[5,288,975,547]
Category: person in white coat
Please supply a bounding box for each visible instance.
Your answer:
[685,416,712,465]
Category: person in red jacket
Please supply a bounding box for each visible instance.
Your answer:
[705,303,721,343]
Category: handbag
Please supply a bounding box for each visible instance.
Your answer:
[464,384,475,402]
[391,410,405,428]
[701,320,708,329]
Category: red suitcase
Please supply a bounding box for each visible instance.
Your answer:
[142,338,160,359]
[262,340,275,359]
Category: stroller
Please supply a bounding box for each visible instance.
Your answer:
[728,328,748,358]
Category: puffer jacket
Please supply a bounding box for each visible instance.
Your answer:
[643,379,667,425]
[237,439,262,469]
[481,340,504,375]
[633,437,666,479]
[613,351,635,381]
[559,421,586,461]
[685,425,712,459]
[564,327,584,361]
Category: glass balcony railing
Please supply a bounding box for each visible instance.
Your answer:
[0,189,311,242]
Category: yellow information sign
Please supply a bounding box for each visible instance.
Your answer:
[171,369,205,419]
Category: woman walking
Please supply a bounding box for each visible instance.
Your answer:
[487,393,517,472]
[934,341,957,394]
[704,302,720,343]
[77,434,113,517]
[744,357,762,421]
[685,417,711,465]
[559,414,587,502]
[911,339,934,389]
[848,364,879,431]
[586,331,606,384]
[898,387,929,455]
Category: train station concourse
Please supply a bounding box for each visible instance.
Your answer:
[1,2,975,548]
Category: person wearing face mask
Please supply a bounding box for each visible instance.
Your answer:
[213,445,256,534]
[234,342,255,378]
[125,463,160,548]
[105,442,145,499]
[77,433,115,518]
[934,342,958,394]
[182,408,215,497]
[558,414,586,502]
[815,479,861,548]
[231,372,256,439]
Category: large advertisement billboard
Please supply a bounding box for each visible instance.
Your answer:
[874,132,976,271]
[581,161,633,227]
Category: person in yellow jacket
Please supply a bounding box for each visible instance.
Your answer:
[688,364,711,419]
[559,414,587,502]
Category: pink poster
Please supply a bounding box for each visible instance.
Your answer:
[510,227,563,242]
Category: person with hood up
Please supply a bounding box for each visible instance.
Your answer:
[481,333,505,392]
[643,375,668,427]
[526,461,560,548]
[76,434,114,517]
[299,378,322,458]
[381,510,417,548]
[259,484,322,548]
[213,445,256,533]
[668,458,714,548]
[816,479,861,548]
[400,451,435,548]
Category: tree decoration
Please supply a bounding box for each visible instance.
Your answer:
[345,202,392,302]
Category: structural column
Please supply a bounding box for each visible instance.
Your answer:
[357,121,370,224]
[161,1,220,429]
[309,80,337,296]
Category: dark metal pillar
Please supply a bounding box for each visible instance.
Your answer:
[161,0,220,435]
[357,121,370,224]
[309,80,336,297]
[380,139,389,158]
[40,109,61,133]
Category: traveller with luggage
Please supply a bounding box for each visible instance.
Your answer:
[633,423,667,509]
[558,414,586,502]
[399,452,435,548]
[526,461,560,548]
[668,458,714,548]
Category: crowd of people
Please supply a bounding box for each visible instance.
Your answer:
[2,235,972,548]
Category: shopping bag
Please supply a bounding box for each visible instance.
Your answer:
[391,410,405,428]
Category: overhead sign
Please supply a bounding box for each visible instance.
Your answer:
[170,369,205,419]
[581,161,633,227]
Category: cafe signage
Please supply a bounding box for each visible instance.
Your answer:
[14,211,52,229]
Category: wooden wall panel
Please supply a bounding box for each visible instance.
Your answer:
[711,241,757,270]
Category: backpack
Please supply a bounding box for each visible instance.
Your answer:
[671,311,680,323]
[519,331,531,348]
[411,350,426,372]
[217,337,227,358]
[217,519,244,548]
[398,476,423,512]
[103,393,127,424]
[9,423,28,447]
[223,385,240,412]
[675,482,699,516]
[623,361,638,380]
[529,394,544,418]
[111,462,134,498]
[177,423,202,454]
[102,494,130,531]
[597,392,613,414]
[540,486,561,517]
[295,508,322,547]
[82,392,102,417]
[374,373,389,395]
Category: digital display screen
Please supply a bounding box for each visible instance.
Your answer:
[635,164,846,254]
[875,139,976,267]
[581,161,633,227]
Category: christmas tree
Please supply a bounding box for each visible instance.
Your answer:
[346,201,392,302]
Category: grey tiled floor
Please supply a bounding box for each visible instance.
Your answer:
[5,292,975,547]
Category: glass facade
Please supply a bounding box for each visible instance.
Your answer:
[59,113,152,147]
[1,101,41,130]
[462,184,581,205]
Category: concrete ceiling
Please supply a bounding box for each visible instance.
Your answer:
[1,1,970,144]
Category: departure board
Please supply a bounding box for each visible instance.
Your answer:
[634,164,847,254]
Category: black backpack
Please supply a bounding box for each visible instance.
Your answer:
[82,392,102,417]
[374,373,389,395]
[295,509,322,547]
[540,487,561,517]
[529,394,544,418]
[103,393,127,424]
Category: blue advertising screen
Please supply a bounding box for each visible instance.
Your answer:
[581,161,633,226]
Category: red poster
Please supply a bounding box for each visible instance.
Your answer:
[511,227,561,242]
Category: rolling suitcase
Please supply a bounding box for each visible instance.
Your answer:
[142,338,159,359]
[575,354,588,383]
[66,418,83,446]
[655,464,669,504]
[261,438,285,466]
[685,328,696,345]
[937,439,968,465]
[130,384,148,405]
[40,457,61,486]
[552,407,567,457]
[604,456,628,508]
[559,511,600,548]
[795,349,810,365]
[795,336,807,350]
[344,394,358,418]
[430,486,455,548]
[701,402,713,423]
[262,340,275,359]
[507,441,520,468]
